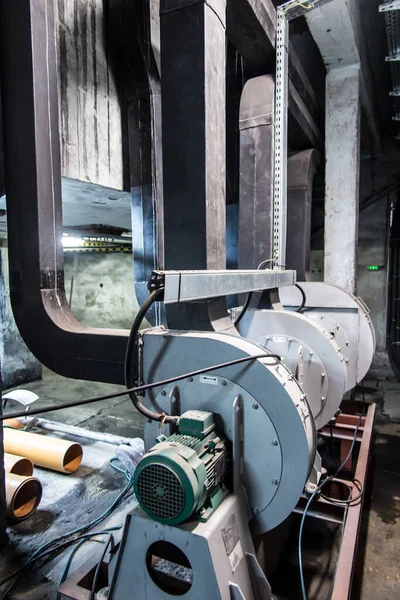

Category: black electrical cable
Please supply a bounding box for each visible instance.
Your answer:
[298,407,365,600]
[0,353,280,422]
[124,287,166,422]
[0,528,121,598]
[234,292,253,327]
[321,478,363,507]
[234,255,279,328]
[329,421,339,471]
[295,283,307,313]
[56,538,102,599]
[89,533,114,600]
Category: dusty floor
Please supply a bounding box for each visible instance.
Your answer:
[359,380,400,599]
[0,369,144,600]
[0,370,399,599]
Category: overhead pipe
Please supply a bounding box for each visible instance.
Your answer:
[5,474,42,521]
[0,0,129,384]
[3,429,83,474]
[4,453,34,477]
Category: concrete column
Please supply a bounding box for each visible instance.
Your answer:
[160,0,229,331]
[325,66,361,293]
[161,0,226,271]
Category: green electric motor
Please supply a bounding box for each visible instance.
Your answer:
[133,410,228,525]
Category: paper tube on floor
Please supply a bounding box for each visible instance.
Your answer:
[4,453,34,476]
[5,473,42,521]
[3,428,83,474]
[3,418,24,429]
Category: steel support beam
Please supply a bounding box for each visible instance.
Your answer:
[0,0,129,384]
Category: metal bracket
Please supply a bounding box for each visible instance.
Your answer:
[379,1,400,12]
[233,395,244,494]
[305,450,322,494]
[148,269,296,303]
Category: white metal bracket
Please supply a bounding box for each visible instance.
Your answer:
[379,1,400,13]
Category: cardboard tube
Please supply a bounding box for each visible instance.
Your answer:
[3,428,83,474]
[3,418,24,429]
[6,473,42,521]
[4,453,34,476]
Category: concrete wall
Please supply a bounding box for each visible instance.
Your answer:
[311,148,400,379]
[64,252,138,329]
[0,243,42,389]
[357,150,400,378]
[56,0,123,189]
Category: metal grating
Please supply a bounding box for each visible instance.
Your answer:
[390,60,400,91]
[384,5,400,57]
[136,463,185,521]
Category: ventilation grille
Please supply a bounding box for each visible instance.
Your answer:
[136,464,185,521]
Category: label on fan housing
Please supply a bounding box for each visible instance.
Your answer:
[200,375,219,385]
[221,514,243,572]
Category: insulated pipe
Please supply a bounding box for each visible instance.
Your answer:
[5,473,42,521]
[17,418,139,447]
[4,453,34,476]
[3,429,83,474]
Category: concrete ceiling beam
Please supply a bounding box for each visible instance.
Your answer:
[306,0,381,152]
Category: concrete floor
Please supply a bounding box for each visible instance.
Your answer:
[359,380,400,598]
[0,370,399,599]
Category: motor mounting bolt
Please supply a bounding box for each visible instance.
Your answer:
[221,380,227,386]
[252,403,259,410]
[272,478,279,486]
[161,390,166,396]
[272,439,278,446]
[188,377,194,382]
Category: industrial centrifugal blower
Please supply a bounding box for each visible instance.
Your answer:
[102,269,375,600]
